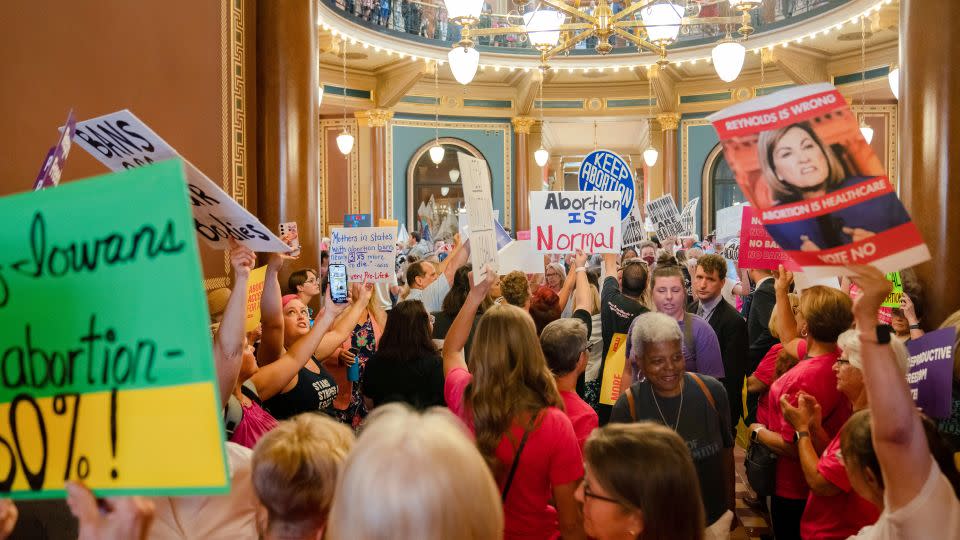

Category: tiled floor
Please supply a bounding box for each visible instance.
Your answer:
[732,446,772,540]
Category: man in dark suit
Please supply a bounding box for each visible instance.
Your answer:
[744,267,776,425]
[689,254,748,434]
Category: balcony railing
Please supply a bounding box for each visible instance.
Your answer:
[323,0,848,54]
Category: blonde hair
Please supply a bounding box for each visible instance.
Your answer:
[798,286,853,343]
[327,404,503,540]
[466,304,563,472]
[758,121,846,203]
[252,414,355,538]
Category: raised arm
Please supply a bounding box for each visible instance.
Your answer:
[250,286,366,400]
[256,252,288,366]
[213,240,256,407]
[774,264,799,344]
[602,253,618,284]
[557,258,578,310]
[849,265,931,511]
[440,234,470,284]
[442,266,495,377]
[314,284,376,361]
[572,250,592,312]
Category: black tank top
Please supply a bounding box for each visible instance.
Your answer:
[262,357,339,421]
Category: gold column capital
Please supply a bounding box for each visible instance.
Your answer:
[656,112,681,131]
[512,116,537,134]
[355,108,394,128]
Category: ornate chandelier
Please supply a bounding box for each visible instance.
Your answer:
[444,0,760,84]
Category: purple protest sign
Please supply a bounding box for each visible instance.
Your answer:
[905,327,956,419]
[33,110,76,191]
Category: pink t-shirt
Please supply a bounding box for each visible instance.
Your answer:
[766,349,851,500]
[560,390,599,452]
[445,367,584,540]
[229,400,278,449]
[754,343,782,426]
[800,431,881,539]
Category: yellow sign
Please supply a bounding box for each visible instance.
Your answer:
[599,333,628,406]
[245,265,267,332]
[378,219,399,228]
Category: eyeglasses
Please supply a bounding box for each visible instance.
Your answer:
[835,358,851,366]
[619,258,648,270]
[582,482,621,505]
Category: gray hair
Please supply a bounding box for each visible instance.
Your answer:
[836,329,909,374]
[627,312,682,361]
[540,318,588,376]
[545,262,567,281]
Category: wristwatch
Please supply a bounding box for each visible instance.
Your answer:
[793,430,810,443]
[751,426,764,443]
[909,323,922,330]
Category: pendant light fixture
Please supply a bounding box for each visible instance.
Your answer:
[534,66,549,168]
[336,40,355,155]
[449,169,460,182]
[643,68,659,167]
[639,2,683,46]
[857,17,874,145]
[448,43,479,85]
[429,63,445,164]
[712,35,746,83]
[888,66,900,100]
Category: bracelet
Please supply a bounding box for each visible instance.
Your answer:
[909,323,921,330]
[575,267,586,273]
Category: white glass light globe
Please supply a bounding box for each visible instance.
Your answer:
[441,186,450,196]
[523,10,566,50]
[449,169,461,182]
[336,131,354,155]
[860,124,875,144]
[444,0,484,22]
[448,46,480,85]
[534,147,549,167]
[888,67,900,99]
[712,40,746,83]
[640,3,683,45]
[643,146,659,167]
[429,144,445,164]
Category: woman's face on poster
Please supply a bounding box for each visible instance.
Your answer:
[772,126,830,191]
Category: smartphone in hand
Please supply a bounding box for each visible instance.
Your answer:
[329,263,349,304]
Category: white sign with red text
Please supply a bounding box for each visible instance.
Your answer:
[530,191,621,254]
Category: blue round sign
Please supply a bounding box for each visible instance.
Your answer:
[577,149,635,220]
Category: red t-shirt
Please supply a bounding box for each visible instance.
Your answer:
[445,367,584,540]
[801,431,881,539]
[560,390,599,452]
[766,349,851,500]
[754,343,782,426]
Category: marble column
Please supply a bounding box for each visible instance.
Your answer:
[657,112,681,204]
[355,108,394,222]
[899,0,960,328]
[512,116,537,232]
[256,0,320,274]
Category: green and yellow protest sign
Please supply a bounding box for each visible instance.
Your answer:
[882,272,904,308]
[0,160,228,499]
[245,265,267,333]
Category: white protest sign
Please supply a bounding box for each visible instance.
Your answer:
[715,204,745,243]
[622,205,647,248]
[72,109,291,252]
[645,194,685,240]
[530,191,621,254]
[329,227,397,283]
[457,208,500,239]
[497,240,546,274]
[680,197,699,237]
[458,152,499,283]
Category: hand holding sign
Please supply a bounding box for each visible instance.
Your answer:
[228,239,256,280]
[847,264,894,326]
[67,481,155,540]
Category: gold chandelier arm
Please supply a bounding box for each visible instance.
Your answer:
[609,0,657,24]
[541,27,597,58]
[541,0,598,25]
[558,23,595,31]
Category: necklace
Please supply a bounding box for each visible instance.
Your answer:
[650,377,684,431]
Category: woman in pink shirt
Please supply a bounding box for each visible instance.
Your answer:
[443,266,586,540]
[749,268,853,540]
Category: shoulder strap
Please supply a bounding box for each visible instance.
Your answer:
[688,373,716,411]
[240,379,261,404]
[625,386,638,422]
[683,312,695,356]
[502,411,540,504]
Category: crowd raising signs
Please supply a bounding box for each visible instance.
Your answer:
[644,194,685,241]
[530,191,622,254]
[329,227,397,283]
[708,83,929,277]
[0,161,229,499]
[72,109,291,253]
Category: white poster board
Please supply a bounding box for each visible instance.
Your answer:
[497,240,546,274]
[621,205,646,248]
[529,191,621,254]
[645,194,685,240]
[715,204,745,243]
[73,109,291,252]
[457,152,499,283]
[329,227,397,283]
[679,197,699,237]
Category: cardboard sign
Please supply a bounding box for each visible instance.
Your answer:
[329,227,397,283]
[497,240,545,275]
[882,272,903,308]
[72,109,291,252]
[245,265,267,332]
[645,194,685,240]
[715,204,744,244]
[530,191,621,254]
[738,205,801,271]
[622,205,647,248]
[599,333,628,405]
[378,219,398,228]
[457,209,508,250]
[0,160,228,499]
[34,110,77,191]
[458,153,499,284]
[344,214,371,228]
[578,149,635,220]
[708,83,929,277]
[906,328,956,419]
[517,230,531,241]
[679,197,700,237]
